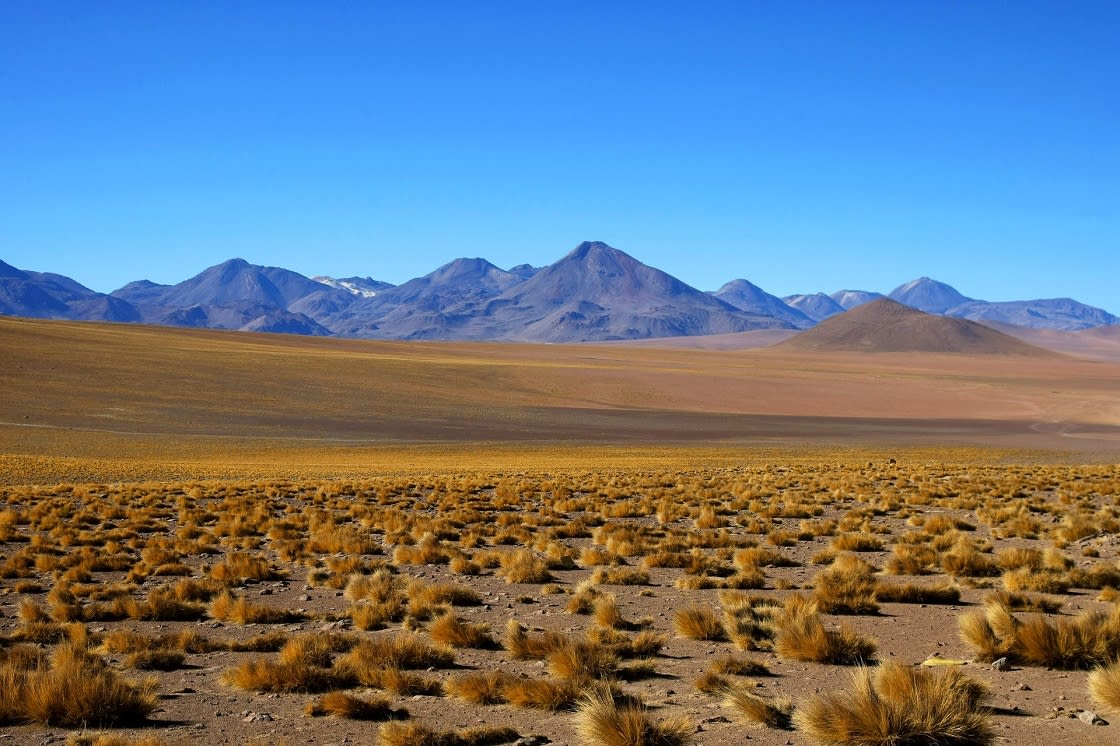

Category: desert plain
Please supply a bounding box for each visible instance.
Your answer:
[2,315,1120,746]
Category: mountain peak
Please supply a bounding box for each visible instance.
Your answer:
[888,277,971,314]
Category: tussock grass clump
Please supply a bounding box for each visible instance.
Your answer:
[672,605,726,641]
[359,665,444,696]
[446,671,519,705]
[122,649,186,671]
[831,533,883,552]
[874,581,962,605]
[378,722,520,746]
[884,544,938,576]
[959,599,1120,668]
[722,685,793,729]
[720,592,781,651]
[694,671,729,693]
[429,613,495,649]
[589,567,650,586]
[2,643,159,727]
[795,661,992,745]
[222,657,340,693]
[775,595,876,665]
[503,620,569,660]
[813,554,879,615]
[983,590,1061,614]
[711,654,771,677]
[209,552,284,584]
[1089,660,1120,712]
[63,734,169,746]
[546,639,619,681]
[574,689,694,746]
[498,550,554,584]
[208,590,302,624]
[339,634,455,673]
[941,542,999,578]
[306,691,406,720]
[1001,567,1070,595]
[502,676,583,710]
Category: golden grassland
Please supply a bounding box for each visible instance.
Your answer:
[1,461,1120,745]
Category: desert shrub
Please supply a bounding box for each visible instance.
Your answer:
[959,599,1120,668]
[875,581,961,605]
[378,722,520,746]
[795,661,992,745]
[337,634,455,673]
[306,691,406,720]
[673,605,726,641]
[589,567,650,586]
[429,613,495,649]
[445,671,518,705]
[4,644,158,726]
[574,689,693,746]
[775,595,876,665]
[222,657,339,693]
[502,676,582,710]
[1089,660,1120,712]
[722,685,793,729]
[503,620,569,660]
[498,550,554,584]
[813,554,879,615]
[546,639,619,681]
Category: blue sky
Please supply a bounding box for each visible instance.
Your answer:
[2,2,1117,311]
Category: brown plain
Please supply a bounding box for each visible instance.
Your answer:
[3,316,1120,746]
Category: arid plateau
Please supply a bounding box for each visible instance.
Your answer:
[2,316,1120,746]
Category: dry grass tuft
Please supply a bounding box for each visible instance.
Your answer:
[222,657,339,693]
[959,599,1120,668]
[502,676,583,710]
[1089,660,1120,712]
[574,689,694,746]
[874,581,962,605]
[429,613,495,649]
[775,595,876,665]
[305,691,406,720]
[498,550,554,584]
[503,620,569,660]
[673,605,726,641]
[795,661,992,745]
[377,721,520,746]
[3,643,159,727]
[722,685,793,729]
[446,671,517,705]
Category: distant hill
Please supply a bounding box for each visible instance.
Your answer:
[779,298,1055,355]
[888,277,972,313]
[447,242,794,342]
[0,259,139,322]
[830,289,883,310]
[783,293,846,322]
[2,249,1116,342]
[949,297,1117,331]
[712,280,814,329]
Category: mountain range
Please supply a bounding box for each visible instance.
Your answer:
[2,242,1115,343]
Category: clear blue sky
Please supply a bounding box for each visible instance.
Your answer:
[2,1,1117,311]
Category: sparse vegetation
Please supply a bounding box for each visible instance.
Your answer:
[796,662,992,745]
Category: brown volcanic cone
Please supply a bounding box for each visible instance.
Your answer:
[779,298,1056,355]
